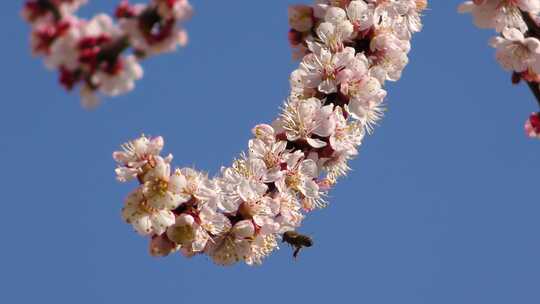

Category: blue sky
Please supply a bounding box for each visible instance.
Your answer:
[1,1,539,303]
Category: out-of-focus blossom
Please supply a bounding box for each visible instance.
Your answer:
[22,0,192,108]
[525,112,540,138]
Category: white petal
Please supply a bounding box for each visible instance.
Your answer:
[307,137,327,148]
[318,79,337,94]
[132,215,153,236]
[150,210,175,235]
[192,228,210,252]
[300,179,320,199]
[232,220,256,239]
[299,159,319,178]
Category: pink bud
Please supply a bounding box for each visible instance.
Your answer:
[525,112,540,138]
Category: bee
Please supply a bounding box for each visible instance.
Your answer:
[282,231,313,259]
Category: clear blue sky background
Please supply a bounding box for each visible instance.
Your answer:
[1,1,539,303]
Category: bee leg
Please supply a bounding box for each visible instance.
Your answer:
[293,246,301,259]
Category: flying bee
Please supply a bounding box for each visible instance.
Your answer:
[282,231,313,259]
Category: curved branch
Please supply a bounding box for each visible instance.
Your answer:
[113,1,429,265]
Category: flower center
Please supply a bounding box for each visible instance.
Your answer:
[416,0,428,11]
[263,152,279,168]
[139,200,159,214]
[167,224,195,245]
[510,43,530,62]
[285,172,301,190]
[152,178,169,196]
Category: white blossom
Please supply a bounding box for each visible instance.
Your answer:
[166,205,231,254]
[275,97,336,148]
[459,0,532,33]
[289,5,314,32]
[300,45,356,93]
[347,0,375,32]
[490,27,540,73]
[275,155,326,210]
[121,189,176,236]
[248,138,288,182]
[113,135,170,182]
[141,157,192,210]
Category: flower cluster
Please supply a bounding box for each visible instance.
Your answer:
[459,0,540,138]
[113,0,428,266]
[22,0,192,109]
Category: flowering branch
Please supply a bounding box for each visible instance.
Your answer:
[22,0,192,109]
[458,0,540,138]
[113,0,428,266]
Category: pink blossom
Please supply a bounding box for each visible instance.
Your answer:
[525,112,540,138]
[22,0,192,108]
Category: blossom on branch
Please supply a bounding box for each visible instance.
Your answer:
[113,0,428,266]
[459,0,540,139]
[22,0,192,108]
